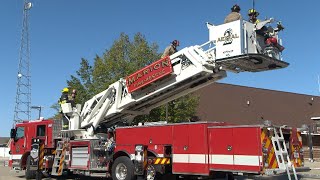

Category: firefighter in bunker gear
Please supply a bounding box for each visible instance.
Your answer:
[161,40,180,58]
[59,87,70,130]
[59,88,69,104]
[224,4,242,24]
[106,128,115,153]
[248,9,285,53]
[248,9,260,24]
[69,89,77,107]
[104,128,115,170]
[248,9,266,38]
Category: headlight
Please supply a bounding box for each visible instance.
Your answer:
[135,145,143,152]
[135,145,144,162]
[30,149,39,159]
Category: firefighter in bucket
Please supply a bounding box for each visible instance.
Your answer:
[59,87,76,130]
[248,8,285,59]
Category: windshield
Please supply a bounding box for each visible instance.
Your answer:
[16,127,25,139]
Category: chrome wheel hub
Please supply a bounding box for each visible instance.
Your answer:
[115,162,127,180]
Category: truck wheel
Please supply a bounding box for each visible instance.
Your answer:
[35,170,43,180]
[112,156,135,180]
[226,172,234,180]
[153,173,177,180]
[25,155,36,179]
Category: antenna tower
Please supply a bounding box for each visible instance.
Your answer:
[13,0,33,123]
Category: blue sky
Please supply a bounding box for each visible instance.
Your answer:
[0,1,319,137]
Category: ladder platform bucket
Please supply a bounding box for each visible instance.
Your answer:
[215,54,289,73]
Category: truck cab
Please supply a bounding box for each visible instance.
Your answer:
[9,119,61,171]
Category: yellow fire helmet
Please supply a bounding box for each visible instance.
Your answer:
[62,87,69,93]
[248,9,259,16]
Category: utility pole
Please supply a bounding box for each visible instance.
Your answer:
[13,0,33,123]
[317,75,320,94]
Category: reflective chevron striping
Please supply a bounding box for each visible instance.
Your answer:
[153,157,170,165]
[57,143,66,175]
[261,128,278,169]
[38,144,45,169]
[290,129,303,167]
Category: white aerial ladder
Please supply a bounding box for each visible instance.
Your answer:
[61,19,288,139]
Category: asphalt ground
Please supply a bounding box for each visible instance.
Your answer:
[0,159,319,180]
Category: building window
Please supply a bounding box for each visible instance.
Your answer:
[37,125,46,137]
[16,127,25,139]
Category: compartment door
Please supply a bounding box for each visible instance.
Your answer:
[172,125,189,174]
[233,127,262,173]
[208,128,234,170]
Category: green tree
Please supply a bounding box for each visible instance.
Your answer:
[67,58,93,105]
[49,103,62,120]
[52,32,200,124]
[137,94,200,123]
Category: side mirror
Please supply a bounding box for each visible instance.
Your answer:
[10,128,16,139]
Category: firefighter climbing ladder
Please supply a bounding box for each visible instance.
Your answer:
[271,127,298,180]
[51,141,67,176]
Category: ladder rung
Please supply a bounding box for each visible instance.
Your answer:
[271,127,298,180]
[52,141,66,176]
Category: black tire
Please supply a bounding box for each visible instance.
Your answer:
[157,173,177,180]
[112,156,135,180]
[226,172,234,180]
[25,155,36,179]
[35,170,43,180]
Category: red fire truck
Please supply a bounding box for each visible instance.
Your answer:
[10,120,304,179]
[10,19,303,179]
[9,119,61,173]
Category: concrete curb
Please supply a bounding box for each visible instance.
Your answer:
[300,174,320,179]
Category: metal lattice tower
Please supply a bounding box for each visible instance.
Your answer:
[13,0,33,123]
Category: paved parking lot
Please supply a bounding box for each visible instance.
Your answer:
[0,166,24,180]
[0,160,319,180]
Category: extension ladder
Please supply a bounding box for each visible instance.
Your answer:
[51,141,67,176]
[271,127,298,180]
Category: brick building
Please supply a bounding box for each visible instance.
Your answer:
[0,137,10,147]
[0,137,10,158]
[195,83,320,159]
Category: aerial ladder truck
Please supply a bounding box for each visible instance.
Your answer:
[11,19,304,180]
[65,18,288,139]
